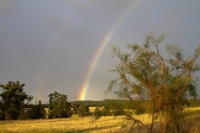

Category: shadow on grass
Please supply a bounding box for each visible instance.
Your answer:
[64,125,118,133]
[0,117,83,125]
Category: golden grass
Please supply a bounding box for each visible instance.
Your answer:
[89,107,96,113]
[0,107,200,133]
[183,106,200,116]
[0,116,125,133]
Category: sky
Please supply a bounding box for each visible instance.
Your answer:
[0,0,200,103]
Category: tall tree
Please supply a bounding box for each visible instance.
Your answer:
[0,81,33,121]
[107,30,200,133]
[48,91,72,119]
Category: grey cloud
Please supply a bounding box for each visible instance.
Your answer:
[60,0,137,24]
[0,0,17,13]
[44,14,94,43]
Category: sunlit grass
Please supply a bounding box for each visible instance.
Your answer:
[0,116,124,133]
[89,107,96,113]
[0,107,200,133]
[183,106,200,116]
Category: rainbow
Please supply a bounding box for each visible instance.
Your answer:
[78,0,142,100]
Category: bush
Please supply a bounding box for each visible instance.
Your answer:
[112,109,124,116]
[102,105,111,116]
[94,106,102,118]
[78,105,90,118]
[5,108,19,120]
[27,100,46,119]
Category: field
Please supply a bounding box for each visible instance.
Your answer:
[0,107,200,133]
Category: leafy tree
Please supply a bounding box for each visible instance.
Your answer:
[78,104,90,118]
[27,100,46,119]
[107,30,200,133]
[0,81,33,121]
[48,91,72,119]
[72,103,79,114]
[0,101,6,120]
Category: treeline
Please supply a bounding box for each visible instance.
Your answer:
[25,99,200,109]
[0,81,129,121]
[0,81,72,121]
[70,100,106,107]
[25,103,49,108]
[24,100,106,108]
[1,81,200,122]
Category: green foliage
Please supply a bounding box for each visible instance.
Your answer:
[112,109,124,116]
[24,103,49,108]
[71,103,79,114]
[0,81,33,120]
[0,101,6,120]
[107,30,200,133]
[188,99,200,107]
[48,91,72,119]
[71,100,105,107]
[135,108,146,115]
[27,100,46,119]
[93,105,112,117]
[5,108,19,120]
[94,106,102,119]
[77,104,90,118]
[102,105,111,116]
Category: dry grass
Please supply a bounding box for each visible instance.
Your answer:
[185,114,200,133]
[0,107,200,133]
[183,107,200,133]
[183,106,200,116]
[0,115,125,133]
[89,107,96,113]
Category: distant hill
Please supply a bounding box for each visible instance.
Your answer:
[70,100,106,106]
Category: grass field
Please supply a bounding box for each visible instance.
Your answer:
[0,107,200,133]
[0,115,125,133]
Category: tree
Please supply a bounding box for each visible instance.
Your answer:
[48,91,72,119]
[107,30,200,133]
[102,105,111,116]
[77,104,90,118]
[0,81,33,121]
[0,101,6,120]
[72,103,79,114]
[27,100,46,119]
